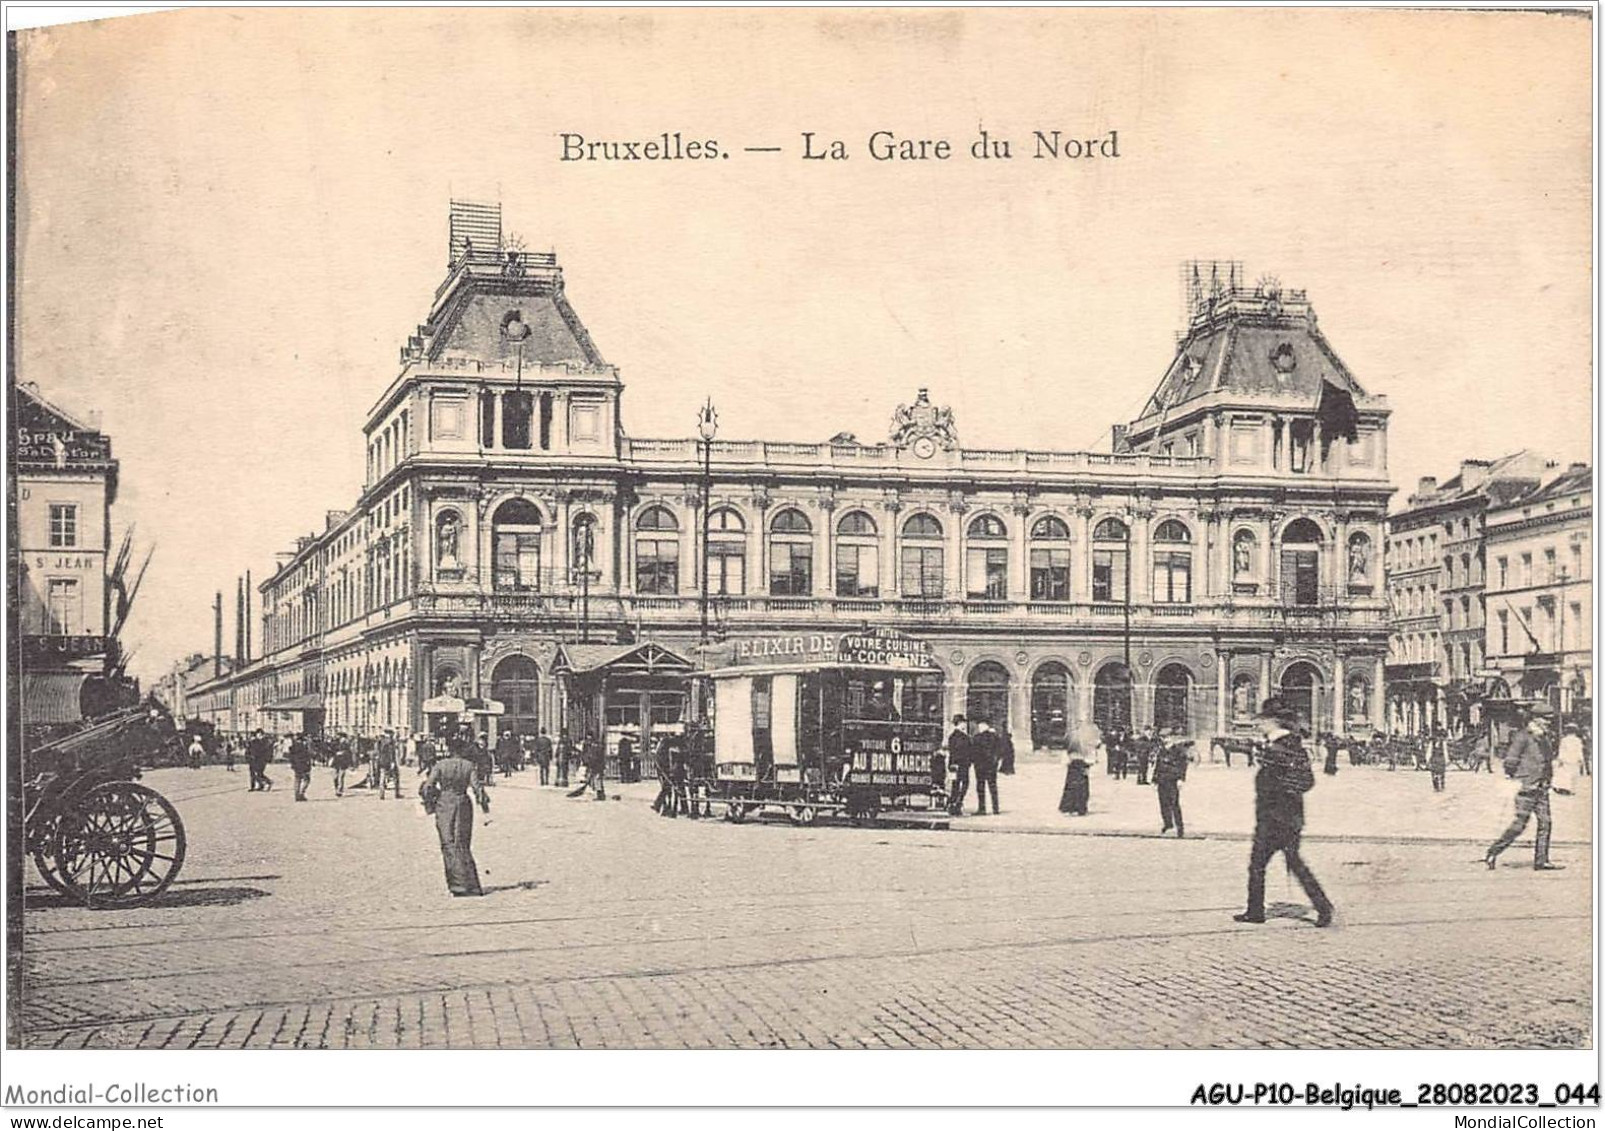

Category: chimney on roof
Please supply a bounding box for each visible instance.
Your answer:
[1568,462,1589,475]
[449,199,503,266]
[1460,460,1493,491]
[1416,476,1437,497]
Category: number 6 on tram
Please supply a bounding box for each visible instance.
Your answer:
[696,628,946,825]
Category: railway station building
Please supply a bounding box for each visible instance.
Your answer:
[188,206,1395,762]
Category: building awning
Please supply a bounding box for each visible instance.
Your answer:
[20,671,90,725]
[422,695,467,715]
[263,694,325,713]
[553,641,694,677]
[465,698,505,716]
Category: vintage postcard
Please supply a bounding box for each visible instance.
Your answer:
[3,4,1596,1120]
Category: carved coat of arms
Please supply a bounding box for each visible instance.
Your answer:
[889,388,959,451]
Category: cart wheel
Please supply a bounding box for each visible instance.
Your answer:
[30,834,73,898]
[53,782,186,908]
[795,805,817,827]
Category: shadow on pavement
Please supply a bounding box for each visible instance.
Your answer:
[482,880,548,895]
[24,885,272,911]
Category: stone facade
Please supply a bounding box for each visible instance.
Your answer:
[187,222,1393,749]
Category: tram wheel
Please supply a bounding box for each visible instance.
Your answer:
[725,803,746,823]
[795,805,817,827]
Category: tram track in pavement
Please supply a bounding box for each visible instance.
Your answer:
[19,873,1583,993]
[21,905,1590,1048]
[18,843,1562,952]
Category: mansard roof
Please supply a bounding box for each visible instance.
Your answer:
[403,249,606,370]
[1139,284,1368,419]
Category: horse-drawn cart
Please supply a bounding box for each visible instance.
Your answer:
[24,703,187,908]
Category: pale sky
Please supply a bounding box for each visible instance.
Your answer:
[13,8,1592,686]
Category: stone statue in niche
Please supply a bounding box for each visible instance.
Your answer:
[1348,537,1370,584]
[437,511,463,571]
[1233,535,1253,577]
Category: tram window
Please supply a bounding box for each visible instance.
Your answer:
[605,698,642,728]
[906,673,945,722]
[751,676,774,767]
[844,676,900,722]
[799,675,823,763]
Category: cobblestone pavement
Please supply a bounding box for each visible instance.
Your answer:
[948,758,1595,844]
[15,765,1592,1050]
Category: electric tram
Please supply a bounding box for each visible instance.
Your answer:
[697,627,947,825]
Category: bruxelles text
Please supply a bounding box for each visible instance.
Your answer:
[559,130,1120,162]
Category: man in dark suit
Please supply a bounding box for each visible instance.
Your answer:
[945,714,971,816]
[1153,729,1189,837]
[971,718,1001,816]
[1235,696,1333,928]
[1485,705,1562,871]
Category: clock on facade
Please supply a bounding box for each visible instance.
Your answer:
[912,436,937,459]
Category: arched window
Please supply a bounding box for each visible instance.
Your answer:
[1279,661,1323,733]
[1152,519,1192,604]
[900,513,944,598]
[771,508,812,534]
[1031,662,1072,749]
[1092,518,1129,603]
[635,506,680,594]
[1281,518,1324,607]
[769,508,813,595]
[1153,663,1193,733]
[491,655,540,737]
[1232,528,1258,585]
[966,661,1011,729]
[966,514,1009,599]
[708,508,747,597]
[492,498,543,591]
[1093,663,1133,731]
[838,511,876,536]
[835,511,879,598]
[1030,515,1071,601]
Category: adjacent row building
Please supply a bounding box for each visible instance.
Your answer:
[13,382,130,732]
[1384,454,1592,734]
[185,206,1395,766]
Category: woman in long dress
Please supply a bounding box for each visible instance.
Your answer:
[1060,721,1099,815]
[421,745,491,897]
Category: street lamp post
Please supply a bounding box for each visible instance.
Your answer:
[697,398,719,646]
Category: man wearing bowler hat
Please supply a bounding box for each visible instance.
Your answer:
[945,714,972,817]
[1235,695,1334,927]
[1484,703,1563,871]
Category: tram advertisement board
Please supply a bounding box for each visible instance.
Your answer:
[847,727,942,788]
[835,629,936,670]
[721,627,934,670]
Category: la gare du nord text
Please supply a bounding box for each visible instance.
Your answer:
[559,130,1121,162]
